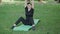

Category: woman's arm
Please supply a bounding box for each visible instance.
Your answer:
[25,0,27,7]
[31,0,34,8]
[25,0,30,7]
[25,0,34,8]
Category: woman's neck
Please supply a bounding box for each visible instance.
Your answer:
[28,8,31,11]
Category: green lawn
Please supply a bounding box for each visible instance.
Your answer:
[0,1,60,34]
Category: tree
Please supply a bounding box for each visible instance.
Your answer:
[54,0,60,3]
[58,0,60,3]
[0,0,1,3]
[55,0,57,1]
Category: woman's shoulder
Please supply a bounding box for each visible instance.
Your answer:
[25,6,28,9]
[31,8,34,10]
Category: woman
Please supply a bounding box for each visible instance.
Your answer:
[11,0,35,30]
[55,0,57,1]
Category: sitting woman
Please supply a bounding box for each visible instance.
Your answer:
[11,0,35,30]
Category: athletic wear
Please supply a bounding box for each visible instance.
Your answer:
[15,7,34,26]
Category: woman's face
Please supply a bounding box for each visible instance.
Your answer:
[27,4,32,9]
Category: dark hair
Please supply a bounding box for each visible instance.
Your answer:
[27,3,32,5]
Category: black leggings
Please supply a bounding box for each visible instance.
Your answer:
[15,17,34,26]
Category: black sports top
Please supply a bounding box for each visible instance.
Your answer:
[25,7,34,25]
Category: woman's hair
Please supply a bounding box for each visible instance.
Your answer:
[27,3,32,5]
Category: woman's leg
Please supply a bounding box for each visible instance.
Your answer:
[15,17,26,25]
[11,17,26,29]
[29,17,35,30]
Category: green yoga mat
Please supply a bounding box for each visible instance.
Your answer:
[13,19,40,31]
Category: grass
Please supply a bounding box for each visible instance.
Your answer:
[0,1,60,34]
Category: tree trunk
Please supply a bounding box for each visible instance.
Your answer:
[0,0,1,3]
[58,0,60,3]
[55,0,58,1]
[38,0,43,2]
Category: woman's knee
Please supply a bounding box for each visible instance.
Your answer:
[19,17,25,20]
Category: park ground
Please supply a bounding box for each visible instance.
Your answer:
[0,0,60,34]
